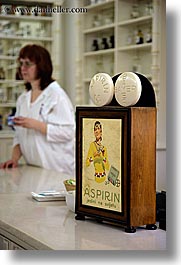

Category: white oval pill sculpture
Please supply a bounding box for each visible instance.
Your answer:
[114,72,142,107]
[89,73,114,106]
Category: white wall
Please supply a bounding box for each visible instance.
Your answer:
[156,150,166,191]
[61,0,78,106]
[156,0,166,191]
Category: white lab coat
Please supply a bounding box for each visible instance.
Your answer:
[13,81,75,176]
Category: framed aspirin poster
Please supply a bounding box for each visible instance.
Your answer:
[82,118,122,212]
[75,106,130,226]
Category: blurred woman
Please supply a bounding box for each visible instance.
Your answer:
[0,44,75,176]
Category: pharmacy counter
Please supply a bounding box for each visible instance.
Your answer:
[0,165,166,250]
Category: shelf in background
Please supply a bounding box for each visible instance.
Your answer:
[118,15,152,26]
[0,35,52,42]
[118,43,152,51]
[0,14,53,22]
[84,48,114,56]
[83,23,115,34]
[0,103,16,107]
[0,80,24,84]
[0,55,17,60]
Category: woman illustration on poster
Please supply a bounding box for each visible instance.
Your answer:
[86,121,110,183]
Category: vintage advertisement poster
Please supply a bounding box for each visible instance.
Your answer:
[82,118,122,212]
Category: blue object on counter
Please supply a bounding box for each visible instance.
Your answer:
[7,107,16,130]
[7,115,15,130]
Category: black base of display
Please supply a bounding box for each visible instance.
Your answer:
[146,224,157,230]
[125,226,136,233]
[75,214,157,233]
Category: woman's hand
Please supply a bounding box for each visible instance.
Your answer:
[14,117,47,134]
[14,117,36,129]
[0,159,18,169]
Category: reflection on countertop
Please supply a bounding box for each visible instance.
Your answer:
[0,165,69,194]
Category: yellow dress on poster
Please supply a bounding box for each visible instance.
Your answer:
[86,121,109,183]
[83,119,122,212]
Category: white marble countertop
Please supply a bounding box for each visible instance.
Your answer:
[0,165,166,250]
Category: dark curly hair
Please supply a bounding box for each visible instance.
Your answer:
[16,44,54,91]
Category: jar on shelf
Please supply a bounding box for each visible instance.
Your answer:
[92,39,99,51]
[36,24,45,37]
[132,56,142,73]
[3,23,11,36]
[16,27,24,37]
[144,3,153,16]
[100,37,109,49]
[90,0,95,4]
[146,28,152,43]
[90,0,99,5]
[92,15,102,27]
[127,32,133,45]
[130,4,140,19]
[109,35,115,48]
[25,25,31,37]
[103,11,114,25]
[135,29,144,44]
[14,42,21,56]
[96,56,104,72]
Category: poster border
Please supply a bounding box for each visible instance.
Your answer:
[75,106,131,226]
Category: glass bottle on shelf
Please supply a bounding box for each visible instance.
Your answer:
[127,31,133,45]
[26,25,31,37]
[135,29,144,44]
[146,28,152,43]
[90,0,99,5]
[14,42,21,56]
[92,39,99,51]
[109,35,114,48]
[108,55,114,76]
[40,24,45,37]
[36,27,40,37]
[132,55,142,73]
[90,0,95,5]
[103,10,114,25]
[96,56,104,73]
[100,37,109,49]
[130,4,139,19]
[144,3,153,16]
[92,15,102,27]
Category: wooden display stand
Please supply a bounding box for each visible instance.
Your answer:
[124,107,157,232]
[75,73,157,233]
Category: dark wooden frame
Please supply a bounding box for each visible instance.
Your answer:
[75,106,157,233]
